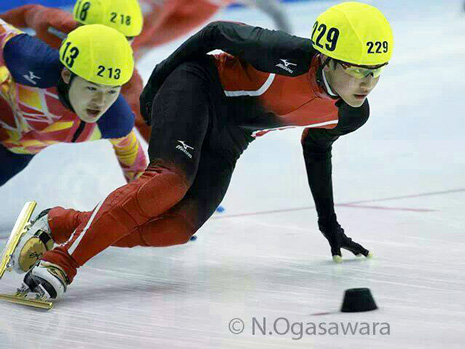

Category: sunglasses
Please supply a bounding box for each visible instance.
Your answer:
[336,60,388,79]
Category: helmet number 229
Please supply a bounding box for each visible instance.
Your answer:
[311,21,340,52]
[366,41,389,54]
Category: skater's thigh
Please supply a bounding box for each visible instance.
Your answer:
[0,144,34,186]
[169,112,253,229]
[148,60,218,181]
[168,148,237,230]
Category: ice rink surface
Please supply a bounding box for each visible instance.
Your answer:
[1,0,465,347]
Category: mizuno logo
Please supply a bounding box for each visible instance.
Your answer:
[23,71,41,85]
[280,59,297,67]
[276,59,297,74]
[176,140,194,158]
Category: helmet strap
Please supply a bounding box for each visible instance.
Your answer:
[316,56,339,99]
[321,56,332,69]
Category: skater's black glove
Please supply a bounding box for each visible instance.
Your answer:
[318,219,371,263]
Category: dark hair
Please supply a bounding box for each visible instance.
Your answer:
[56,71,77,112]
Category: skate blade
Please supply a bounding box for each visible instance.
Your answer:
[0,293,53,310]
[0,201,37,279]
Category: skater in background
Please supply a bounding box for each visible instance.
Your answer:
[0,20,147,186]
[0,0,151,141]
[9,2,393,300]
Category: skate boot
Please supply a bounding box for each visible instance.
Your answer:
[20,260,69,300]
[10,209,55,274]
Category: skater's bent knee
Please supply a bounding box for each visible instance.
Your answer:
[136,167,190,218]
[139,214,196,247]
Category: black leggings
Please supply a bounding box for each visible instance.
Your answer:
[148,57,254,231]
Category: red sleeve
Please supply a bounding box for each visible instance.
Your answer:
[1,5,77,50]
[0,5,35,28]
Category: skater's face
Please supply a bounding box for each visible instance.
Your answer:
[62,69,121,122]
[323,58,381,107]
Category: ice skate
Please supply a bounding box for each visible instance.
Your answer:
[0,261,69,310]
[0,202,54,277]
[1,202,37,277]
[22,260,69,299]
[11,208,55,274]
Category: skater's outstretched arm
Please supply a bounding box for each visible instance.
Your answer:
[1,20,62,88]
[109,131,148,183]
[302,100,371,261]
[0,5,35,28]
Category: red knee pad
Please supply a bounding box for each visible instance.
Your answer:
[98,166,189,229]
[113,213,196,248]
[139,214,195,247]
[135,166,189,218]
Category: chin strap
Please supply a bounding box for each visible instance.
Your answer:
[316,56,340,99]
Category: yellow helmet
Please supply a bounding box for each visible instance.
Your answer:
[59,24,134,86]
[311,2,393,66]
[73,0,143,37]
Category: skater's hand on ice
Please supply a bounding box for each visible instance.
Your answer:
[318,219,371,263]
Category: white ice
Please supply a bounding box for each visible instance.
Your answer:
[1,0,465,348]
